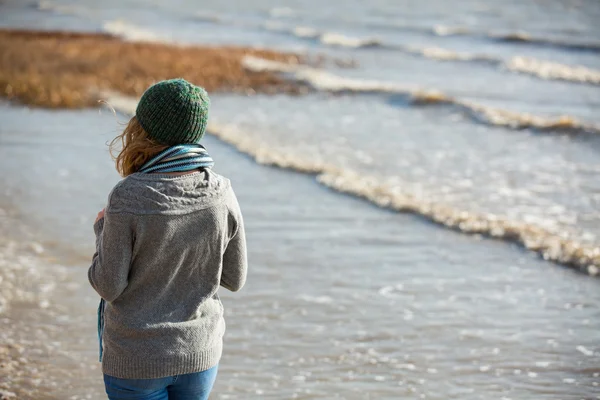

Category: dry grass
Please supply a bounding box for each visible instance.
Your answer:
[0,29,308,108]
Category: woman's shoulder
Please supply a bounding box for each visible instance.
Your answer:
[105,174,146,201]
[103,176,146,214]
[105,171,233,215]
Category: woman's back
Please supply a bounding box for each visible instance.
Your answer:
[90,169,246,379]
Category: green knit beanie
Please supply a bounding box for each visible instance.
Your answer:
[136,78,210,145]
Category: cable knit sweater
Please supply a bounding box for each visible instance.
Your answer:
[88,169,247,379]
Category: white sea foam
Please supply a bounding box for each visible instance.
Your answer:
[428,24,600,51]
[378,284,404,298]
[415,46,472,61]
[103,20,168,43]
[432,25,471,37]
[242,56,416,93]
[535,361,552,367]
[491,31,600,51]
[405,46,494,62]
[298,295,333,304]
[407,47,600,84]
[269,25,383,48]
[292,26,320,39]
[319,32,382,48]
[576,345,594,356]
[505,57,600,85]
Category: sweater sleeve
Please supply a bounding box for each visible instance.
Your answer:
[88,211,134,302]
[221,187,248,292]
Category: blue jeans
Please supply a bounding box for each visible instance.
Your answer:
[104,365,218,400]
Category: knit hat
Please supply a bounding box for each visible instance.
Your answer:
[136,78,210,145]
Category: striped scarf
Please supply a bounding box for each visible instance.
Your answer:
[139,144,215,174]
[97,144,214,362]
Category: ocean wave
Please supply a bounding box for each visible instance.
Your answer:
[491,31,600,52]
[411,46,472,61]
[430,25,600,53]
[274,24,490,57]
[316,171,600,276]
[242,56,600,135]
[98,91,600,276]
[319,32,384,48]
[264,24,386,49]
[371,21,600,53]
[102,17,599,86]
[405,45,496,63]
[504,57,600,85]
[432,24,472,37]
[292,26,320,39]
[103,20,169,43]
[243,55,415,92]
[457,102,596,133]
[263,24,598,85]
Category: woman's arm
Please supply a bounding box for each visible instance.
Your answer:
[221,187,247,292]
[88,210,133,301]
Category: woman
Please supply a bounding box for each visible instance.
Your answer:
[89,78,247,400]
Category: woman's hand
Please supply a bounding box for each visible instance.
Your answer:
[95,208,105,223]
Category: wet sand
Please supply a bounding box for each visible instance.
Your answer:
[0,103,599,399]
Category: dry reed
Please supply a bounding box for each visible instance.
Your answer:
[0,29,309,108]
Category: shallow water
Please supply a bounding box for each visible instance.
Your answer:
[208,92,600,237]
[1,104,599,399]
[3,0,598,254]
[1,0,600,398]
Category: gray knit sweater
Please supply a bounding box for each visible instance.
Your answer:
[88,169,247,379]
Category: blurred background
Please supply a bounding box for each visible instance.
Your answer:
[0,0,599,399]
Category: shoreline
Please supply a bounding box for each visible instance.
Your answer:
[0,203,102,400]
